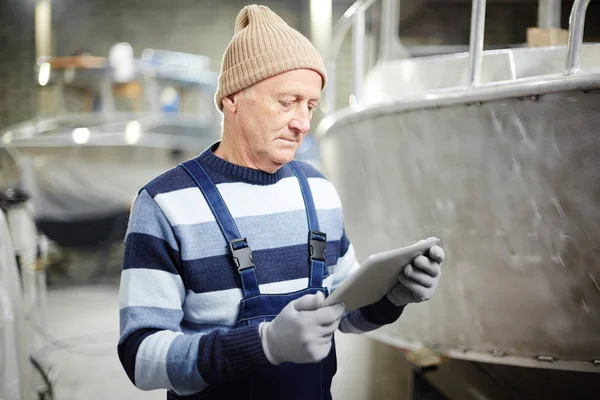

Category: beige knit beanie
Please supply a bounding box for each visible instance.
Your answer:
[215,4,327,111]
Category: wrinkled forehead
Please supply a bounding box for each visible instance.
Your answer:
[260,69,323,100]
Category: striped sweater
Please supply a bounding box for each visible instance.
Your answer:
[117,143,404,396]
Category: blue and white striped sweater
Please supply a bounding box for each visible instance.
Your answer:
[118,144,404,396]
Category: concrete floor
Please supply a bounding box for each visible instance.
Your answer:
[36,283,164,400]
[31,251,412,400]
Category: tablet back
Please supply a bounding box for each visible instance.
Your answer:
[323,237,441,310]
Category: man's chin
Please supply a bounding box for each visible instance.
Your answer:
[271,149,296,166]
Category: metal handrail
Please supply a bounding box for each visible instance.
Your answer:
[538,0,561,29]
[328,0,378,62]
[565,0,591,75]
[352,9,366,103]
[466,0,487,86]
[324,0,379,113]
[324,0,592,114]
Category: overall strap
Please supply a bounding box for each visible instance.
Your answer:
[288,161,326,288]
[180,159,260,298]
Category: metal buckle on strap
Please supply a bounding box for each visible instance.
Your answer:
[309,230,327,261]
[229,238,255,271]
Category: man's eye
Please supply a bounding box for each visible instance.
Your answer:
[279,101,292,107]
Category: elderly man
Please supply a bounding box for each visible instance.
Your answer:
[118,4,444,400]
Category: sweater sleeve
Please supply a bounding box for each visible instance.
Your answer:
[117,189,270,396]
[331,230,405,334]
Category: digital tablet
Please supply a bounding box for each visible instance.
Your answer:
[322,237,441,311]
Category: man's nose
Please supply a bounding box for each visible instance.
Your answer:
[289,108,311,134]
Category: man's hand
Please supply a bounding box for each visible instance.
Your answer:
[387,243,445,307]
[260,292,345,365]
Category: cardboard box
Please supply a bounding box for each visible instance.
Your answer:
[527,27,569,47]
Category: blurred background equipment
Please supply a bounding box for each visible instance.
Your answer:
[0,189,33,400]
[1,44,220,252]
[1,187,52,400]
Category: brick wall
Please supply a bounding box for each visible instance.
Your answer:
[0,0,36,128]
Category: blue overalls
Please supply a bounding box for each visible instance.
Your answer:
[178,159,337,399]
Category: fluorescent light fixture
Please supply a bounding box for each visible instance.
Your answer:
[38,62,51,86]
[125,121,142,144]
[72,127,90,144]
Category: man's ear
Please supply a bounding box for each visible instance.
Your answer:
[222,93,238,113]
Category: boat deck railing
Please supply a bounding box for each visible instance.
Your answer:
[322,0,593,116]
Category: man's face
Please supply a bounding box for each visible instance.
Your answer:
[227,69,322,172]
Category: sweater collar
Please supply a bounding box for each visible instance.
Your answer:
[197,142,288,185]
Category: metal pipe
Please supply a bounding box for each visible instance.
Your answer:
[53,80,66,114]
[324,0,379,113]
[379,0,401,61]
[35,0,53,115]
[538,0,561,29]
[352,9,365,104]
[323,60,336,113]
[35,0,52,62]
[99,77,116,114]
[310,0,332,57]
[565,0,591,75]
[329,0,377,64]
[466,0,487,86]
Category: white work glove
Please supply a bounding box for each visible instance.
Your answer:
[387,242,445,307]
[259,291,345,365]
